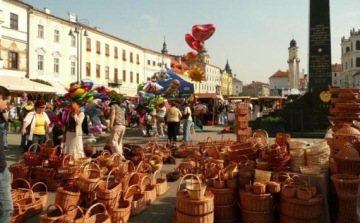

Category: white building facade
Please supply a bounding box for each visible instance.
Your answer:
[340,28,360,87]
[232,78,243,95]
[331,64,341,87]
[0,0,29,77]
[28,8,76,91]
[144,49,171,80]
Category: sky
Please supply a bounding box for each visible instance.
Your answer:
[25,0,360,85]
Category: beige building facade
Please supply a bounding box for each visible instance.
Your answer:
[340,28,360,87]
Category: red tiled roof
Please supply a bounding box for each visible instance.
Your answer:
[270,70,289,78]
[332,63,341,72]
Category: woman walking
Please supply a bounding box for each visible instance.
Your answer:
[21,100,51,151]
[182,102,193,142]
[64,103,85,159]
[166,101,182,142]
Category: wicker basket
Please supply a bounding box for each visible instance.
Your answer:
[125,185,146,216]
[58,155,81,180]
[74,157,91,166]
[77,162,101,193]
[97,168,122,209]
[109,197,131,223]
[11,178,31,201]
[214,202,237,221]
[33,161,57,180]
[23,143,44,166]
[140,176,157,204]
[31,182,48,208]
[241,207,276,223]
[330,174,360,199]
[334,155,360,175]
[175,209,214,223]
[254,169,272,184]
[279,212,321,223]
[48,147,70,168]
[83,203,111,223]
[58,205,84,223]
[176,189,214,216]
[300,165,321,175]
[14,190,43,218]
[55,184,81,212]
[239,190,275,212]
[279,194,323,220]
[9,156,31,180]
[154,170,168,196]
[40,139,56,158]
[149,155,163,172]
[97,151,113,168]
[180,174,206,200]
[39,204,64,223]
[11,202,26,223]
[290,149,305,172]
[106,154,122,172]
[207,187,237,206]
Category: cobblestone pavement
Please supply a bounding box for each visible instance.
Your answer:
[5,126,322,223]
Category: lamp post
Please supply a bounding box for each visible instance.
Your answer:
[69,19,89,84]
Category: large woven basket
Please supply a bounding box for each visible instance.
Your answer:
[96,151,113,168]
[334,155,360,175]
[279,194,323,220]
[23,143,44,166]
[239,190,275,212]
[83,203,111,223]
[175,209,214,223]
[109,198,130,223]
[180,174,206,200]
[214,202,237,221]
[140,176,157,205]
[126,185,147,217]
[240,207,276,223]
[77,162,101,193]
[9,156,31,180]
[154,170,168,196]
[14,190,43,218]
[55,184,81,212]
[31,182,48,208]
[97,168,122,209]
[330,174,360,199]
[279,212,321,223]
[39,204,64,223]
[176,189,214,216]
[207,187,237,206]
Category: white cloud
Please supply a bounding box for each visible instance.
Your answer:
[141,14,157,23]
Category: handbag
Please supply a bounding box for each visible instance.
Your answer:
[25,115,35,135]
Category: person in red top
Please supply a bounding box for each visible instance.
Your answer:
[0,85,13,223]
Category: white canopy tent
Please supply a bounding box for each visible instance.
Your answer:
[0,76,56,93]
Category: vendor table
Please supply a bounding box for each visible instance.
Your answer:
[271,170,330,223]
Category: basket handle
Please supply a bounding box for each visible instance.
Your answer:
[127,160,135,173]
[105,167,119,189]
[140,176,152,191]
[124,184,141,201]
[31,182,48,193]
[82,162,101,174]
[84,202,108,222]
[136,161,145,172]
[65,205,84,217]
[46,203,63,216]
[206,137,212,143]
[43,139,54,147]
[61,154,71,166]
[176,173,202,192]
[13,202,24,216]
[28,143,41,153]
[150,155,163,163]
[11,178,31,189]
[238,155,249,165]
[217,171,224,182]
[153,170,163,181]
[100,150,112,157]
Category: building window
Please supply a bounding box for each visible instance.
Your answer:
[152,61,156,66]
[54,30,60,43]
[122,50,126,61]
[114,68,118,82]
[86,38,91,51]
[96,41,101,54]
[8,52,18,69]
[136,73,139,84]
[147,60,150,65]
[71,36,76,47]
[136,54,140,64]
[38,55,44,71]
[10,13,18,30]
[130,52,133,63]
[71,62,76,76]
[86,62,91,76]
[357,58,360,67]
[352,59,354,68]
[357,41,360,51]
[105,44,109,56]
[114,47,118,58]
[54,58,59,73]
[96,64,100,78]
[123,70,126,82]
[346,47,350,53]
[105,66,109,79]
[38,25,44,38]
[130,72,133,83]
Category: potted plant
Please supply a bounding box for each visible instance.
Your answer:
[260,116,285,135]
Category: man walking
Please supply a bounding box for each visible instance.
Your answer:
[0,86,13,223]
[109,101,126,158]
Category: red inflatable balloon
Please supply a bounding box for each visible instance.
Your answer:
[184,51,198,61]
[192,24,216,42]
[185,34,204,51]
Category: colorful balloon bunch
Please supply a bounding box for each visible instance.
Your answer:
[55,79,111,108]
[188,64,206,83]
[184,24,216,60]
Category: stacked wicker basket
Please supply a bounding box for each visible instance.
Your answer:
[207,186,238,223]
[235,103,251,143]
[174,174,214,223]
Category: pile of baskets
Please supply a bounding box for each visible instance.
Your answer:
[289,140,309,172]
[301,141,330,174]
[235,102,251,143]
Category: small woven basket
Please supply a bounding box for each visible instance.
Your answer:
[330,174,360,199]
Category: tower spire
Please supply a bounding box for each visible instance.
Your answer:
[224,58,232,75]
[161,36,168,54]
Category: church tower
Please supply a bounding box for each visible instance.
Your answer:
[161,36,168,54]
[224,58,232,75]
[288,38,300,89]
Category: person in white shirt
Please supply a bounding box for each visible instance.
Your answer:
[156,103,166,137]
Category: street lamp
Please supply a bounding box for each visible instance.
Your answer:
[69,19,89,84]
